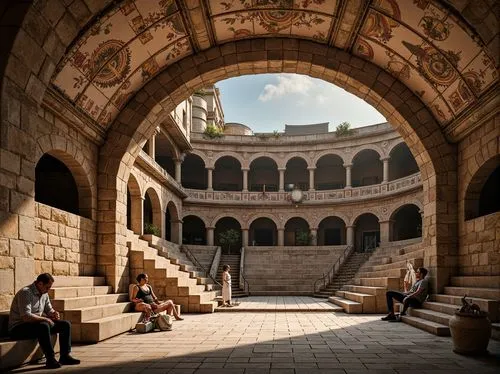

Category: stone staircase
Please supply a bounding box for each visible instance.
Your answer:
[51,276,141,343]
[314,252,371,298]
[400,275,500,337]
[129,234,220,313]
[217,254,247,298]
[329,241,424,313]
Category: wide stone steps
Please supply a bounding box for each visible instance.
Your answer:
[443,286,500,300]
[368,248,425,265]
[432,294,499,321]
[409,308,451,325]
[73,312,142,343]
[63,302,134,323]
[53,276,106,286]
[52,293,129,310]
[360,257,423,273]
[400,315,450,336]
[341,285,386,296]
[422,301,459,315]
[49,286,112,299]
[356,268,406,279]
[328,296,362,313]
[450,276,500,289]
[353,277,400,289]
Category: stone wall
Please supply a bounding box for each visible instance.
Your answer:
[34,202,96,277]
[457,114,499,276]
[244,246,346,294]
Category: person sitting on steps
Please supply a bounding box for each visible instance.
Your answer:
[382,267,429,322]
[130,273,183,322]
[9,273,80,369]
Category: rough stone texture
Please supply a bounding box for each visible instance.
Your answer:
[34,202,96,278]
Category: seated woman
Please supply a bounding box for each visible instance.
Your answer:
[130,273,183,322]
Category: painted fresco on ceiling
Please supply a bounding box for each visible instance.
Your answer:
[52,0,192,126]
[51,0,497,129]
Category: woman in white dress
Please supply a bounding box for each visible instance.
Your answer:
[222,264,232,307]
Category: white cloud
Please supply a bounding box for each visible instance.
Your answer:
[258,74,313,102]
[316,94,327,104]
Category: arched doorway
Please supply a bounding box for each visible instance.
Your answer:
[284,217,310,246]
[353,213,380,252]
[318,216,346,245]
[390,204,422,241]
[182,216,206,245]
[143,188,162,236]
[214,217,242,254]
[285,157,309,191]
[181,154,207,189]
[389,143,419,181]
[35,154,79,216]
[249,217,278,246]
[249,157,279,192]
[127,174,142,234]
[315,155,345,190]
[465,157,500,220]
[352,150,383,187]
[213,157,243,191]
[165,201,180,244]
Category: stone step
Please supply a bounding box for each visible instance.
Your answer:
[341,285,386,296]
[450,276,500,289]
[63,302,134,323]
[361,257,423,273]
[336,291,380,313]
[356,268,406,279]
[49,286,112,299]
[432,294,499,321]
[52,293,129,310]
[52,276,106,287]
[444,286,500,300]
[422,301,459,315]
[492,323,500,341]
[409,308,451,325]
[400,315,450,336]
[250,286,312,292]
[0,336,60,370]
[73,312,142,343]
[354,277,400,289]
[328,296,362,313]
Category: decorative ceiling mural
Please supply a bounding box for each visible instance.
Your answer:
[51,0,498,131]
[52,0,192,127]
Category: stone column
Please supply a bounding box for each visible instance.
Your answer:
[242,168,249,192]
[344,163,352,188]
[207,227,215,246]
[172,219,182,244]
[242,228,249,247]
[379,220,393,244]
[278,228,285,246]
[310,228,318,246]
[346,225,354,247]
[308,167,316,191]
[148,128,160,159]
[131,197,144,235]
[207,167,213,191]
[381,157,390,184]
[174,159,182,183]
[278,168,285,192]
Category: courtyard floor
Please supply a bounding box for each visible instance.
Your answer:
[8,297,500,373]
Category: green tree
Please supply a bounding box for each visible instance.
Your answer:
[219,229,240,254]
[335,121,356,137]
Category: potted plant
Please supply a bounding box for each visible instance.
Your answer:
[143,222,161,237]
[448,296,491,355]
[219,229,240,255]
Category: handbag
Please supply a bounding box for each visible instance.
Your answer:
[152,313,173,331]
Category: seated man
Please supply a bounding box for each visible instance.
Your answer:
[9,273,80,369]
[382,267,429,321]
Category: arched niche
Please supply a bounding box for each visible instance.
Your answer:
[464,157,500,220]
[284,217,310,246]
[182,215,206,245]
[390,204,422,241]
[353,213,380,252]
[213,156,242,191]
[249,217,278,246]
[389,143,419,181]
[143,188,162,236]
[214,217,242,254]
[182,153,207,189]
[315,154,345,190]
[249,157,279,192]
[318,216,346,245]
[284,157,309,191]
[352,149,383,187]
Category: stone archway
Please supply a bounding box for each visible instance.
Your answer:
[4,0,496,295]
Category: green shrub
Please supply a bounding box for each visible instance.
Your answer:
[144,223,161,236]
[335,121,356,137]
[295,230,313,246]
[204,123,224,138]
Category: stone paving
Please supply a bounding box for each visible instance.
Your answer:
[215,297,342,312]
[8,311,499,373]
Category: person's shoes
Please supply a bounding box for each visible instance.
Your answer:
[46,357,61,369]
[59,354,81,365]
[175,316,184,321]
[381,313,396,321]
[389,314,403,322]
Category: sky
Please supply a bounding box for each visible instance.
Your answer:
[216,74,386,133]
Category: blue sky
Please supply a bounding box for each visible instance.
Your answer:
[216,74,386,133]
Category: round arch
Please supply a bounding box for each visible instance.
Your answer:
[317,216,347,245]
[210,152,245,169]
[348,145,385,164]
[248,156,279,192]
[284,217,311,246]
[182,215,206,245]
[182,153,207,190]
[213,155,243,191]
[353,213,380,252]
[389,142,419,181]
[35,135,95,220]
[284,156,309,191]
[281,153,312,169]
[389,203,423,241]
[127,172,142,234]
[143,187,162,237]
[313,150,346,165]
[315,153,346,190]
[249,217,278,246]
[247,152,279,168]
[165,201,180,244]
[214,216,242,254]
[351,149,383,187]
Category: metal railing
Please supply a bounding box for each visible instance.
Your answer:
[239,247,250,295]
[209,246,222,283]
[313,245,355,294]
[182,245,222,289]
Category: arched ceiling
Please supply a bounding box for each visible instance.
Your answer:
[51,0,498,134]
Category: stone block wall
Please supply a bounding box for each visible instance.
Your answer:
[34,202,96,277]
[458,212,499,275]
[244,246,345,294]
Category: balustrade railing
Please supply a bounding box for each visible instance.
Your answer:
[185,172,421,203]
[182,245,222,289]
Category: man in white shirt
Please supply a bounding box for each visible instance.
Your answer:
[9,273,80,369]
[382,267,429,321]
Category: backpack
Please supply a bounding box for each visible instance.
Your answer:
[152,314,173,331]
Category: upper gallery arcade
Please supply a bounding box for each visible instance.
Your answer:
[0,0,498,310]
